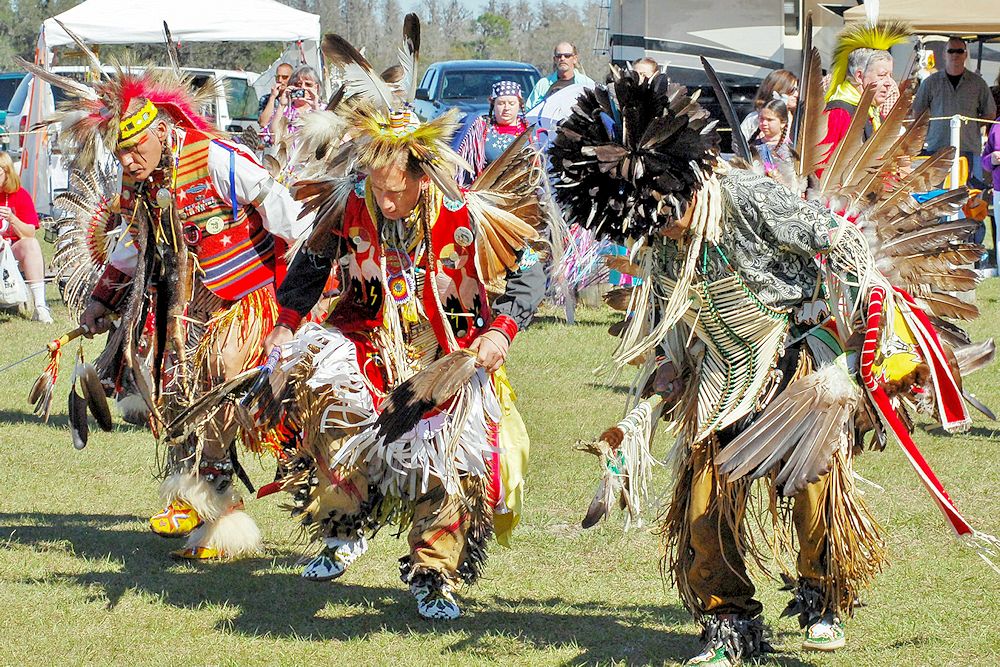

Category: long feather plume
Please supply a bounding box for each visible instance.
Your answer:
[399,13,421,103]
[54,18,104,80]
[819,85,876,192]
[163,21,181,73]
[322,33,395,110]
[795,47,828,181]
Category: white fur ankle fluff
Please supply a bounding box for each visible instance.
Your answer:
[115,393,150,425]
[159,473,240,523]
[184,510,263,559]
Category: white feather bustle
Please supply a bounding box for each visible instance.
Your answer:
[184,509,263,558]
[159,473,240,523]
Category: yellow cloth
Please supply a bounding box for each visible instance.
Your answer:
[493,366,529,547]
[871,305,922,384]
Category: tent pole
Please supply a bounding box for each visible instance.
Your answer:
[976,39,983,73]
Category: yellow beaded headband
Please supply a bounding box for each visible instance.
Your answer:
[117,99,159,147]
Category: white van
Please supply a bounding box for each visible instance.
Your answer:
[4,66,259,213]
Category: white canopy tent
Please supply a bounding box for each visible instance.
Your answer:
[21,0,321,212]
[843,1,1000,36]
[42,0,321,48]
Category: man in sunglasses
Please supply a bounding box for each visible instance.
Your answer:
[524,42,595,110]
[913,37,996,184]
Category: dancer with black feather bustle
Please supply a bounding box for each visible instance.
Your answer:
[553,56,996,665]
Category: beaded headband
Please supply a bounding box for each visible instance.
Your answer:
[118,99,159,147]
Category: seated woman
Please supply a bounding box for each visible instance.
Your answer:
[750,98,793,182]
[457,81,529,184]
[0,151,50,323]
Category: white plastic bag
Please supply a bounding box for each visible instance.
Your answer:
[0,239,28,306]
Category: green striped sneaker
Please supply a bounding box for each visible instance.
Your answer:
[802,614,845,651]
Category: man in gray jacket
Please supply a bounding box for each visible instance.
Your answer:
[913,37,996,183]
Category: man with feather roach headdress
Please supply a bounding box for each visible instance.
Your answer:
[21,25,313,562]
[242,16,551,620]
[552,31,997,661]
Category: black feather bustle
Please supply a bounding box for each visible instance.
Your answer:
[550,69,720,244]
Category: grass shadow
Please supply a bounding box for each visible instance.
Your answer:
[0,510,816,666]
[0,408,70,427]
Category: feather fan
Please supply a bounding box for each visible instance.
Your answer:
[716,363,861,497]
[372,349,479,445]
[818,85,876,193]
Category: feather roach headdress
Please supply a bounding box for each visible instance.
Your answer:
[318,15,468,198]
[18,21,217,170]
[549,67,720,244]
[825,20,911,102]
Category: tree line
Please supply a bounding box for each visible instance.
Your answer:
[1,0,608,81]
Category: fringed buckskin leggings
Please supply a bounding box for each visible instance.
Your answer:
[683,439,828,617]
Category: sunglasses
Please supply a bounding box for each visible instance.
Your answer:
[554,53,575,59]
[947,48,966,54]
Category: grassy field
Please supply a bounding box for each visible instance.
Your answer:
[1,279,999,667]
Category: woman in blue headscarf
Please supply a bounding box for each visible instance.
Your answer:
[457,80,529,184]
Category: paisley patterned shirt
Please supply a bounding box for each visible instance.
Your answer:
[656,168,837,310]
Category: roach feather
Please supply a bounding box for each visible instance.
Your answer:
[700,56,751,161]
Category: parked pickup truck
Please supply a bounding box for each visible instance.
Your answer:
[412,59,541,123]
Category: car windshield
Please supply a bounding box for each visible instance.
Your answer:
[225,76,259,121]
[0,76,24,110]
[439,70,536,101]
[8,72,83,114]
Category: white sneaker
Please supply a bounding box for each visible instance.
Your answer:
[33,306,53,324]
[802,614,846,651]
[301,536,367,581]
[410,576,461,620]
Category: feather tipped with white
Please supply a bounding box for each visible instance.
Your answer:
[397,13,421,103]
[286,109,350,177]
[322,33,395,110]
[15,57,97,101]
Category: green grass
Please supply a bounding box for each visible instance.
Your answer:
[1,278,999,666]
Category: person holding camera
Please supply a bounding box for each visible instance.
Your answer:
[257,62,293,129]
[263,66,323,147]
